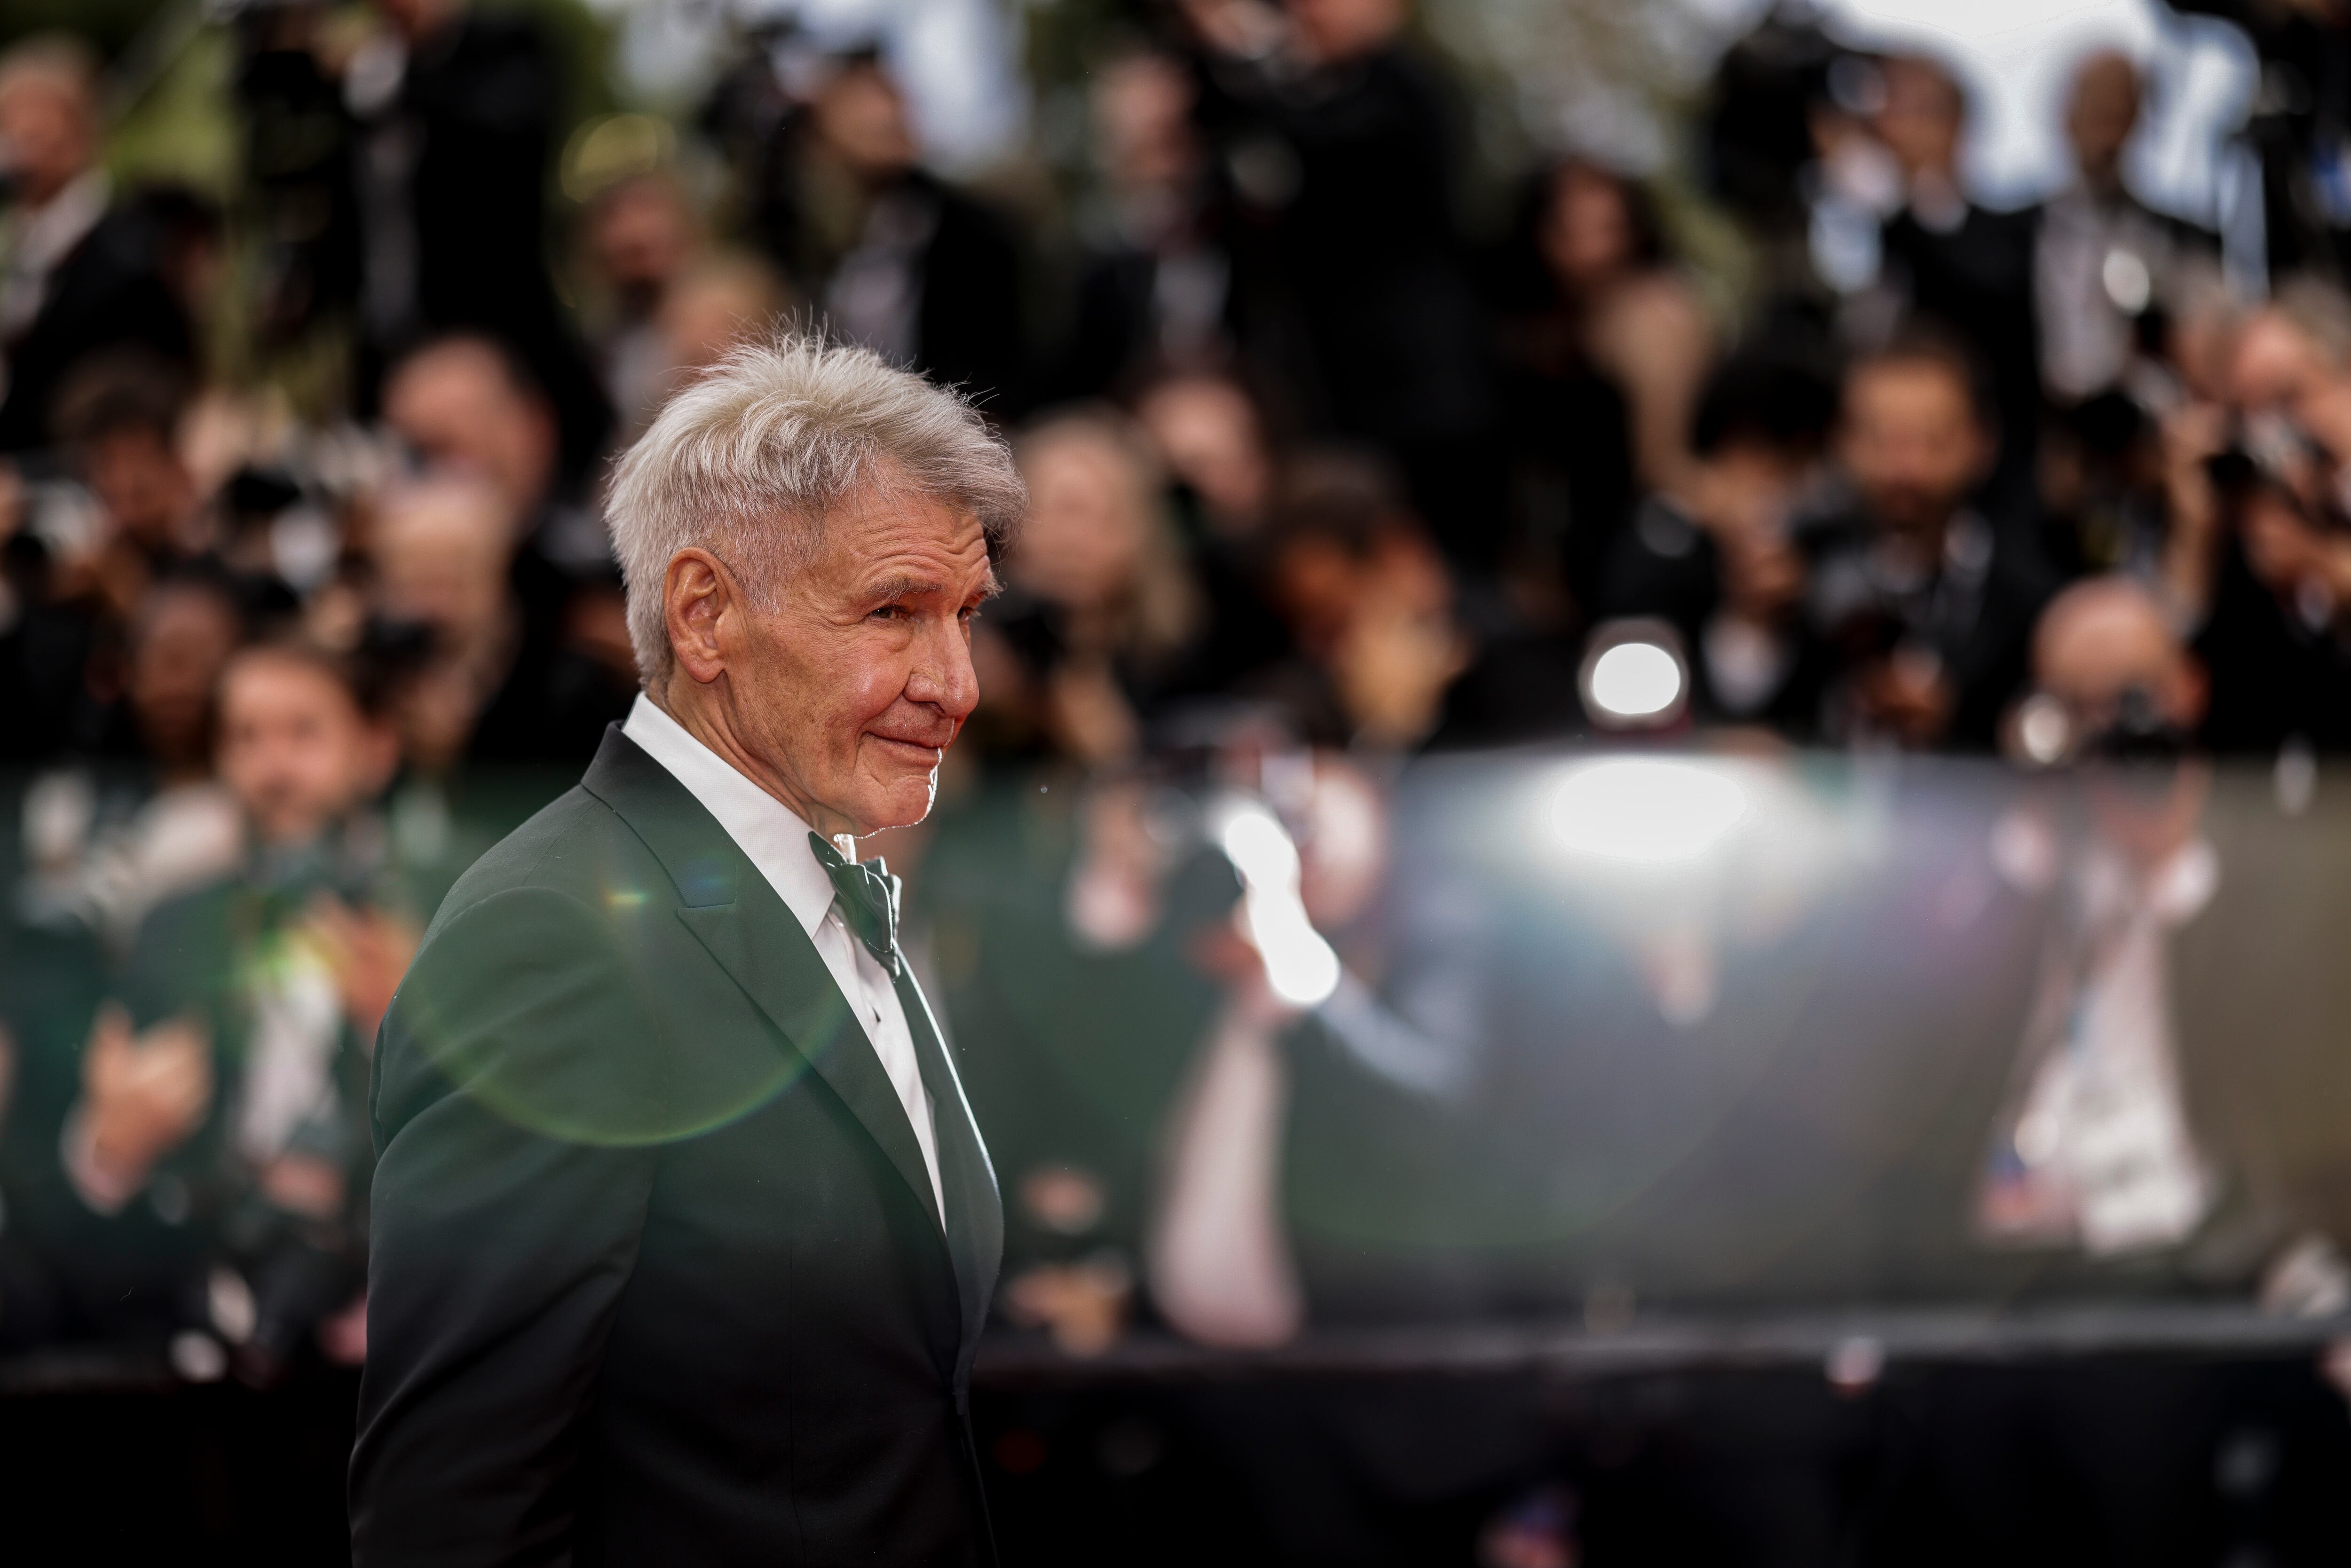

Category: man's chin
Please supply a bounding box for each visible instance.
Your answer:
[849,774,939,837]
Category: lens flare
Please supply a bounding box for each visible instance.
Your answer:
[1551,758,1750,864]
[1588,641,1684,719]
[1211,797,1341,1006]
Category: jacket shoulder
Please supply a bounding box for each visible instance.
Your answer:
[421,784,656,941]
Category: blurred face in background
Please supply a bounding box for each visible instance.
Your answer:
[1137,375,1270,535]
[2229,309,2329,419]
[217,651,391,848]
[1540,164,1638,298]
[591,175,697,311]
[2035,579,2203,738]
[812,64,917,184]
[2032,578,2209,857]
[382,339,557,524]
[82,424,196,551]
[1875,57,1965,183]
[1839,358,1990,537]
[657,257,786,384]
[130,584,243,777]
[1094,54,1197,195]
[0,63,94,208]
[1013,425,1153,615]
[370,481,513,659]
[2066,51,2141,189]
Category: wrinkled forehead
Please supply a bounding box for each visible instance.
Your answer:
[817,485,996,576]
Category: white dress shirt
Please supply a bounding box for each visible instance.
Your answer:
[622,693,945,1221]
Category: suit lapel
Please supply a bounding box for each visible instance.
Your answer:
[583,729,947,1236]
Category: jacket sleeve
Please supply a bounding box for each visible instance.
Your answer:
[349,885,668,1567]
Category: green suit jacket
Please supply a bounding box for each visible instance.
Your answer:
[351,725,1003,1566]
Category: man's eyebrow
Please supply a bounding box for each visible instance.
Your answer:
[864,570,1002,603]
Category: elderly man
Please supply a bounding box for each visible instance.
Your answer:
[350,338,1023,1563]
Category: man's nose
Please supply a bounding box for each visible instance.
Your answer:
[908,615,980,723]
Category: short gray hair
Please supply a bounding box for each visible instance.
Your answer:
[605,334,1025,685]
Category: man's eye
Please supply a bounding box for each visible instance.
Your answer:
[871,604,906,621]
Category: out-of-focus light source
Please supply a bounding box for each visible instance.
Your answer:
[2014,693,2073,767]
[1211,797,1341,1006]
[1552,758,1750,865]
[1590,641,1682,718]
[1580,619,1689,731]
[2102,247,2152,314]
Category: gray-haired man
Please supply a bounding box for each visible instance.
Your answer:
[351,338,1023,1565]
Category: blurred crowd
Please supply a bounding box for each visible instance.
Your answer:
[5,0,2351,1380]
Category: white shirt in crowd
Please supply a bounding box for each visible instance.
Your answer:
[623,692,945,1221]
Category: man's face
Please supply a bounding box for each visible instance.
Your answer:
[0,75,93,207]
[813,67,917,183]
[1095,55,1195,191]
[2037,594,2194,734]
[1541,166,1635,295]
[716,490,992,837]
[85,428,194,549]
[1840,362,1988,536]
[2066,54,2140,183]
[383,346,556,521]
[1014,433,1146,612]
[130,587,242,767]
[217,656,386,848]
[593,178,693,299]
[371,489,513,652]
[1875,59,1963,181]
[1138,378,1269,529]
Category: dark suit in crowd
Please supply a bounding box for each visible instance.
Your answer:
[1195,43,1499,559]
[0,198,192,454]
[1880,203,2043,519]
[350,12,609,474]
[351,728,1002,1564]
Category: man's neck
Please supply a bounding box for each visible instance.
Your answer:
[651,678,856,845]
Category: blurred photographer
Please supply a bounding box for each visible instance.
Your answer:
[1602,352,1835,732]
[364,476,630,772]
[0,36,193,457]
[13,638,402,1369]
[1982,577,2215,1256]
[2152,280,2351,754]
[1803,332,2053,749]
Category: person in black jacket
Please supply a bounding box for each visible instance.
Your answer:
[1800,333,2054,749]
[1873,54,2043,522]
[754,50,1027,417]
[351,337,1020,1565]
[363,476,632,771]
[1183,0,1497,564]
[345,0,610,475]
[0,38,193,457]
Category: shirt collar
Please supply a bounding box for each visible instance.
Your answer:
[9,169,109,275]
[622,691,838,939]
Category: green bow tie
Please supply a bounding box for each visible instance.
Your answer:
[808,832,903,977]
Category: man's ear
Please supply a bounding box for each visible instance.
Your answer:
[664,548,737,686]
